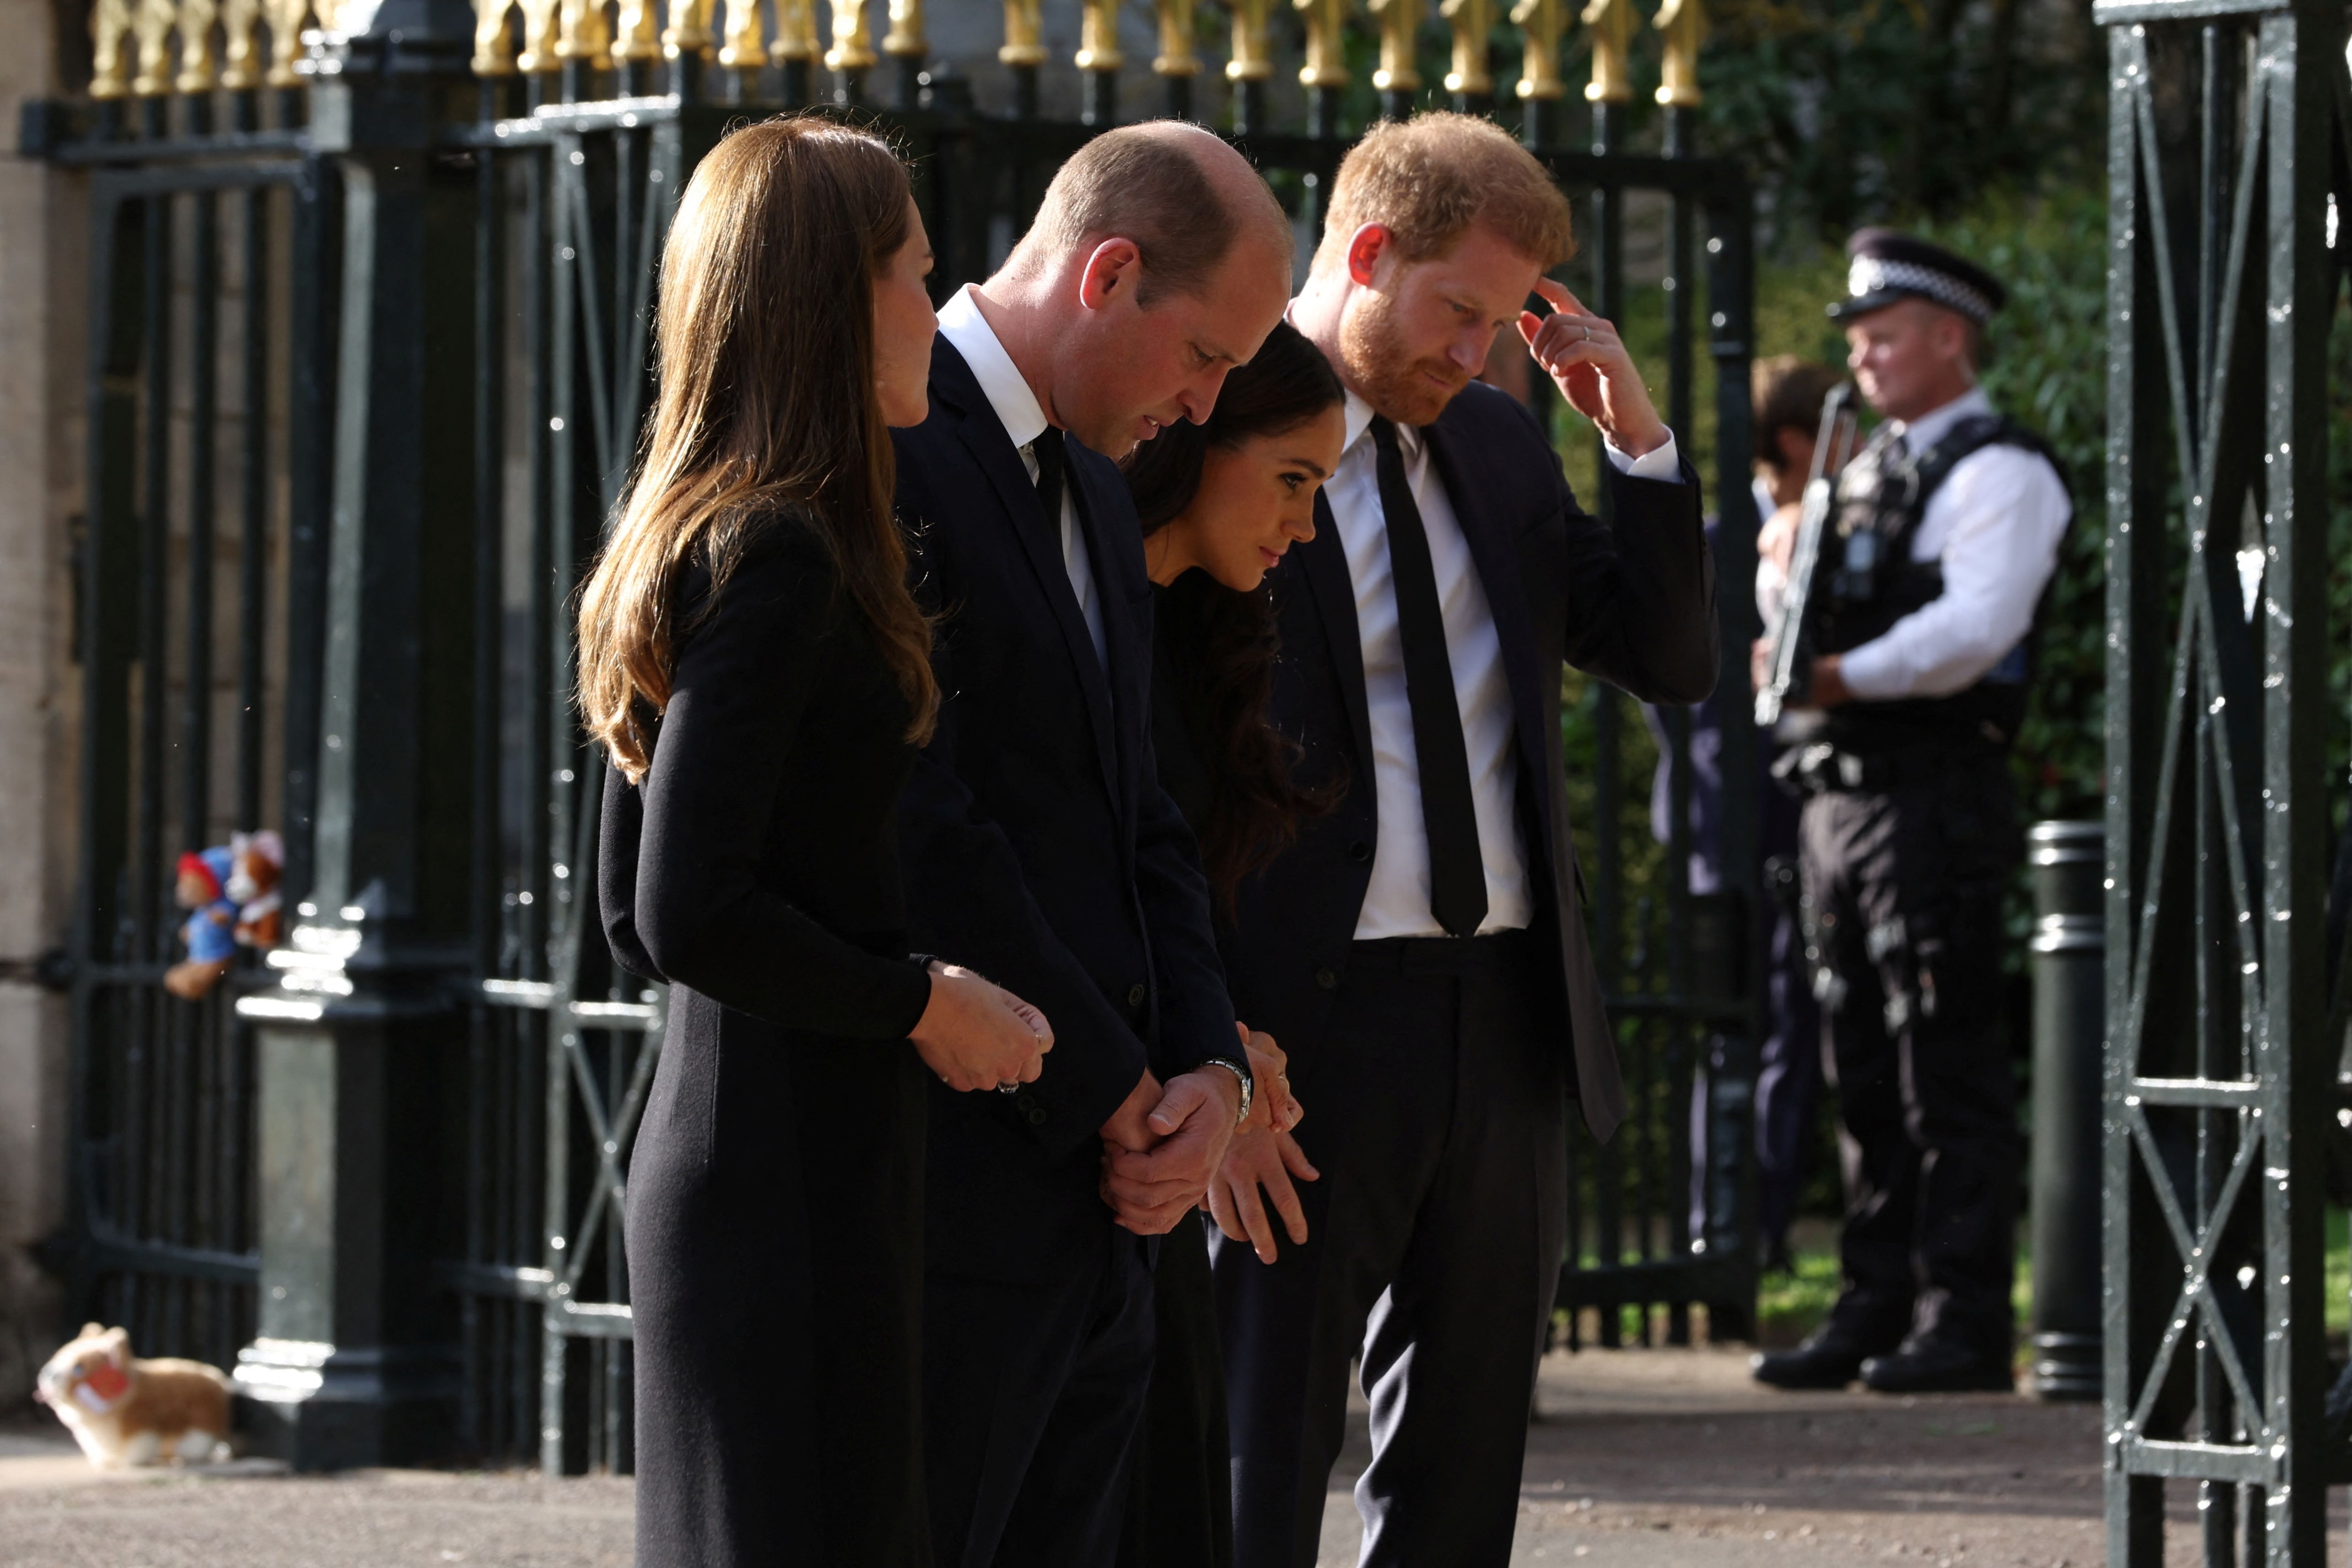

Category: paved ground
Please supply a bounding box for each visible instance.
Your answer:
[0,1347,2328,1566]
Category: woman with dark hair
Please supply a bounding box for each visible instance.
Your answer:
[578,118,1052,1567]
[1116,318,1345,1568]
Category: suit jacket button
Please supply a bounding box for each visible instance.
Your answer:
[1348,840,1372,863]
[1015,1094,1046,1126]
[1315,967,1338,991]
[1127,982,1147,1008]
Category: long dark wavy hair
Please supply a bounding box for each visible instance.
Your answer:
[1121,320,1346,910]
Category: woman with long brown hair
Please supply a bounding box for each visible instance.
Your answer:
[581,118,1051,1567]
[1116,319,1343,1568]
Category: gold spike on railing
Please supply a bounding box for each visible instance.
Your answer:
[1509,0,1562,100]
[825,0,875,70]
[516,0,562,72]
[1225,0,1270,80]
[262,0,313,86]
[1438,0,1490,96]
[556,0,612,69]
[90,0,135,96]
[1295,0,1347,89]
[176,0,221,91]
[1653,0,1700,106]
[1073,0,1120,71]
[999,0,1044,65]
[1152,0,1198,76]
[220,0,264,85]
[770,0,818,61]
[715,0,767,65]
[612,0,662,64]
[662,0,715,58]
[1368,0,1419,95]
[1580,0,1631,102]
[474,0,518,73]
[130,0,177,95]
[882,0,923,57]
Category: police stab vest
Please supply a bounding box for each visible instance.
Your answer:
[1796,410,2067,757]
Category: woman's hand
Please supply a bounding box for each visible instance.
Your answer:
[909,963,1053,1092]
[1208,1124,1320,1264]
[1238,1022,1302,1134]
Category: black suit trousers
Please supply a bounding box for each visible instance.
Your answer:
[1215,931,1566,1568]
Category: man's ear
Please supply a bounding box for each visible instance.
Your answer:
[1345,224,1396,288]
[1078,238,1144,311]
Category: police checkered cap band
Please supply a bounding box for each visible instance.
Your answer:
[1847,255,1994,324]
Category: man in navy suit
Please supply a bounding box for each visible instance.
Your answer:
[1201,115,1718,1567]
[890,123,1295,1568]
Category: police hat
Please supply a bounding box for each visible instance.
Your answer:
[1828,229,2006,326]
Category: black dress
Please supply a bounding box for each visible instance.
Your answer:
[1117,583,1239,1568]
[599,516,936,1568]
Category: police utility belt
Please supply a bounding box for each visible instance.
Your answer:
[1773,410,2066,798]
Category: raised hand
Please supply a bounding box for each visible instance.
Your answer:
[1208,1123,1320,1263]
[908,963,1053,1093]
[1517,276,1669,459]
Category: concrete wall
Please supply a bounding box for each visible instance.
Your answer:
[0,0,75,1415]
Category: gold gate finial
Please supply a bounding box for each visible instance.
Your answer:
[130,0,177,95]
[825,0,875,69]
[882,0,923,57]
[999,0,1044,64]
[714,0,765,65]
[261,0,312,85]
[516,0,562,71]
[1295,0,1347,89]
[1653,0,1701,106]
[556,0,612,69]
[90,0,135,96]
[1509,0,1561,99]
[1368,0,1420,95]
[612,0,661,63]
[769,0,818,59]
[1579,0,1630,102]
[1226,0,1270,79]
[661,0,714,57]
[177,0,222,90]
[471,0,516,71]
[1074,0,1120,71]
[1439,0,1489,96]
[221,0,265,84]
[1153,0,1198,75]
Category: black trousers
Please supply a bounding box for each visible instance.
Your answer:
[628,994,930,1568]
[1119,1215,1235,1568]
[1798,752,2019,1357]
[925,1229,1158,1568]
[1215,930,1566,1568]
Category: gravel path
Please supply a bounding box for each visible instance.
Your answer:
[1,1346,2325,1566]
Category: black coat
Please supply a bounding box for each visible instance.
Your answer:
[892,337,1234,1282]
[1223,383,1718,1140]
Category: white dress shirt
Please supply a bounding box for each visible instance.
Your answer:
[1833,387,2071,700]
[1328,387,1682,939]
[936,285,1108,670]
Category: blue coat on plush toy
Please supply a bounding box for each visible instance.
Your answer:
[165,848,238,999]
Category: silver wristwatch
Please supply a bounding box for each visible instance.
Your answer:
[1196,1057,1254,1127]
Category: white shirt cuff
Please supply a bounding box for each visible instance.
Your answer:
[1603,430,1682,482]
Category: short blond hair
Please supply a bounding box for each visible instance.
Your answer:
[1311,113,1576,276]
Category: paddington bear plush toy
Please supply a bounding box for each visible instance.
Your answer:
[163,831,285,1001]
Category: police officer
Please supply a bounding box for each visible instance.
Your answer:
[1749,231,2071,1395]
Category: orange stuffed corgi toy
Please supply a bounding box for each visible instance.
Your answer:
[33,1323,233,1468]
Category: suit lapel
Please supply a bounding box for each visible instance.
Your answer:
[1295,489,1375,777]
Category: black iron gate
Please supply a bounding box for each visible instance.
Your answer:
[2096,0,2349,1559]
[30,0,1758,1473]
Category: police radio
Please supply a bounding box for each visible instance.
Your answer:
[1754,383,1860,729]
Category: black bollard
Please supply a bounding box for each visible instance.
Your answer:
[2026,820,2103,1400]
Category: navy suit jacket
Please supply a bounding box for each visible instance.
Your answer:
[893,336,1234,1281]
[1220,382,1717,1142]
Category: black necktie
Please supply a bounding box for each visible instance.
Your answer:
[1030,427,1065,525]
[1370,417,1488,938]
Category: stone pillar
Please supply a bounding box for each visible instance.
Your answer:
[229,0,480,1468]
[0,0,76,1411]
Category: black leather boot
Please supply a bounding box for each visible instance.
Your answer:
[1858,1338,2015,1394]
[1751,1329,1881,1390]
